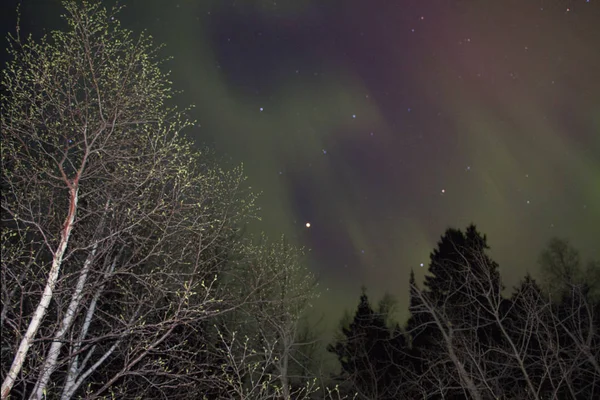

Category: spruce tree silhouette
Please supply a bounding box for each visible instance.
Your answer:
[405,224,503,399]
[328,288,399,399]
[329,226,599,399]
[424,224,500,303]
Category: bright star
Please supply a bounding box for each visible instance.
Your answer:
[305,222,311,228]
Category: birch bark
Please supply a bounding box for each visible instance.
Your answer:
[1,186,78,400]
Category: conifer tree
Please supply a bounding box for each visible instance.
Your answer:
[405,225,504,399]
[424,224,500,304]
[328,289,398,400]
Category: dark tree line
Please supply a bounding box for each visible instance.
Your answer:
[329,226,600,399]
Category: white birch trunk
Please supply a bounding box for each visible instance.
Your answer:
[60,252,119,400]
[60,340,121,400]
[61,298,140,400]
[30,200,110,400]
[1,186,79,400]
[29,240,100,400]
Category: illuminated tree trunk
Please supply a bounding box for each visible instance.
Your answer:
[60,251,119,400]
[1,186,78,400]
[30,202,109,400]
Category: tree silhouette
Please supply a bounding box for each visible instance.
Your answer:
[539,237,600,301]
[328,289,400,400]
[405,225,504,399]
[424,224,500,303]
[326,226,600,399]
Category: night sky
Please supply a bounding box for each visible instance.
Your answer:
[2,0,599,325]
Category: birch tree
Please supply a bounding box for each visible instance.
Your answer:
[210,236,320,399]
[1,1,256,398]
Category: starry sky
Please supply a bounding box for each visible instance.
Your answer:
[2,0,599,325]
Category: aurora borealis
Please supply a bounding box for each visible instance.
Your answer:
[2,0,599,323]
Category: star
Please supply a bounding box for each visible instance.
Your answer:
[305,222,311,228]
[259,107,264,112]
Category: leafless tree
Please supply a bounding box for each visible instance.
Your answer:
[210,325,354,400]
[206,235,321,399]
[539,237,600,302]
[407,242,600,400]
[1,2,257,399]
